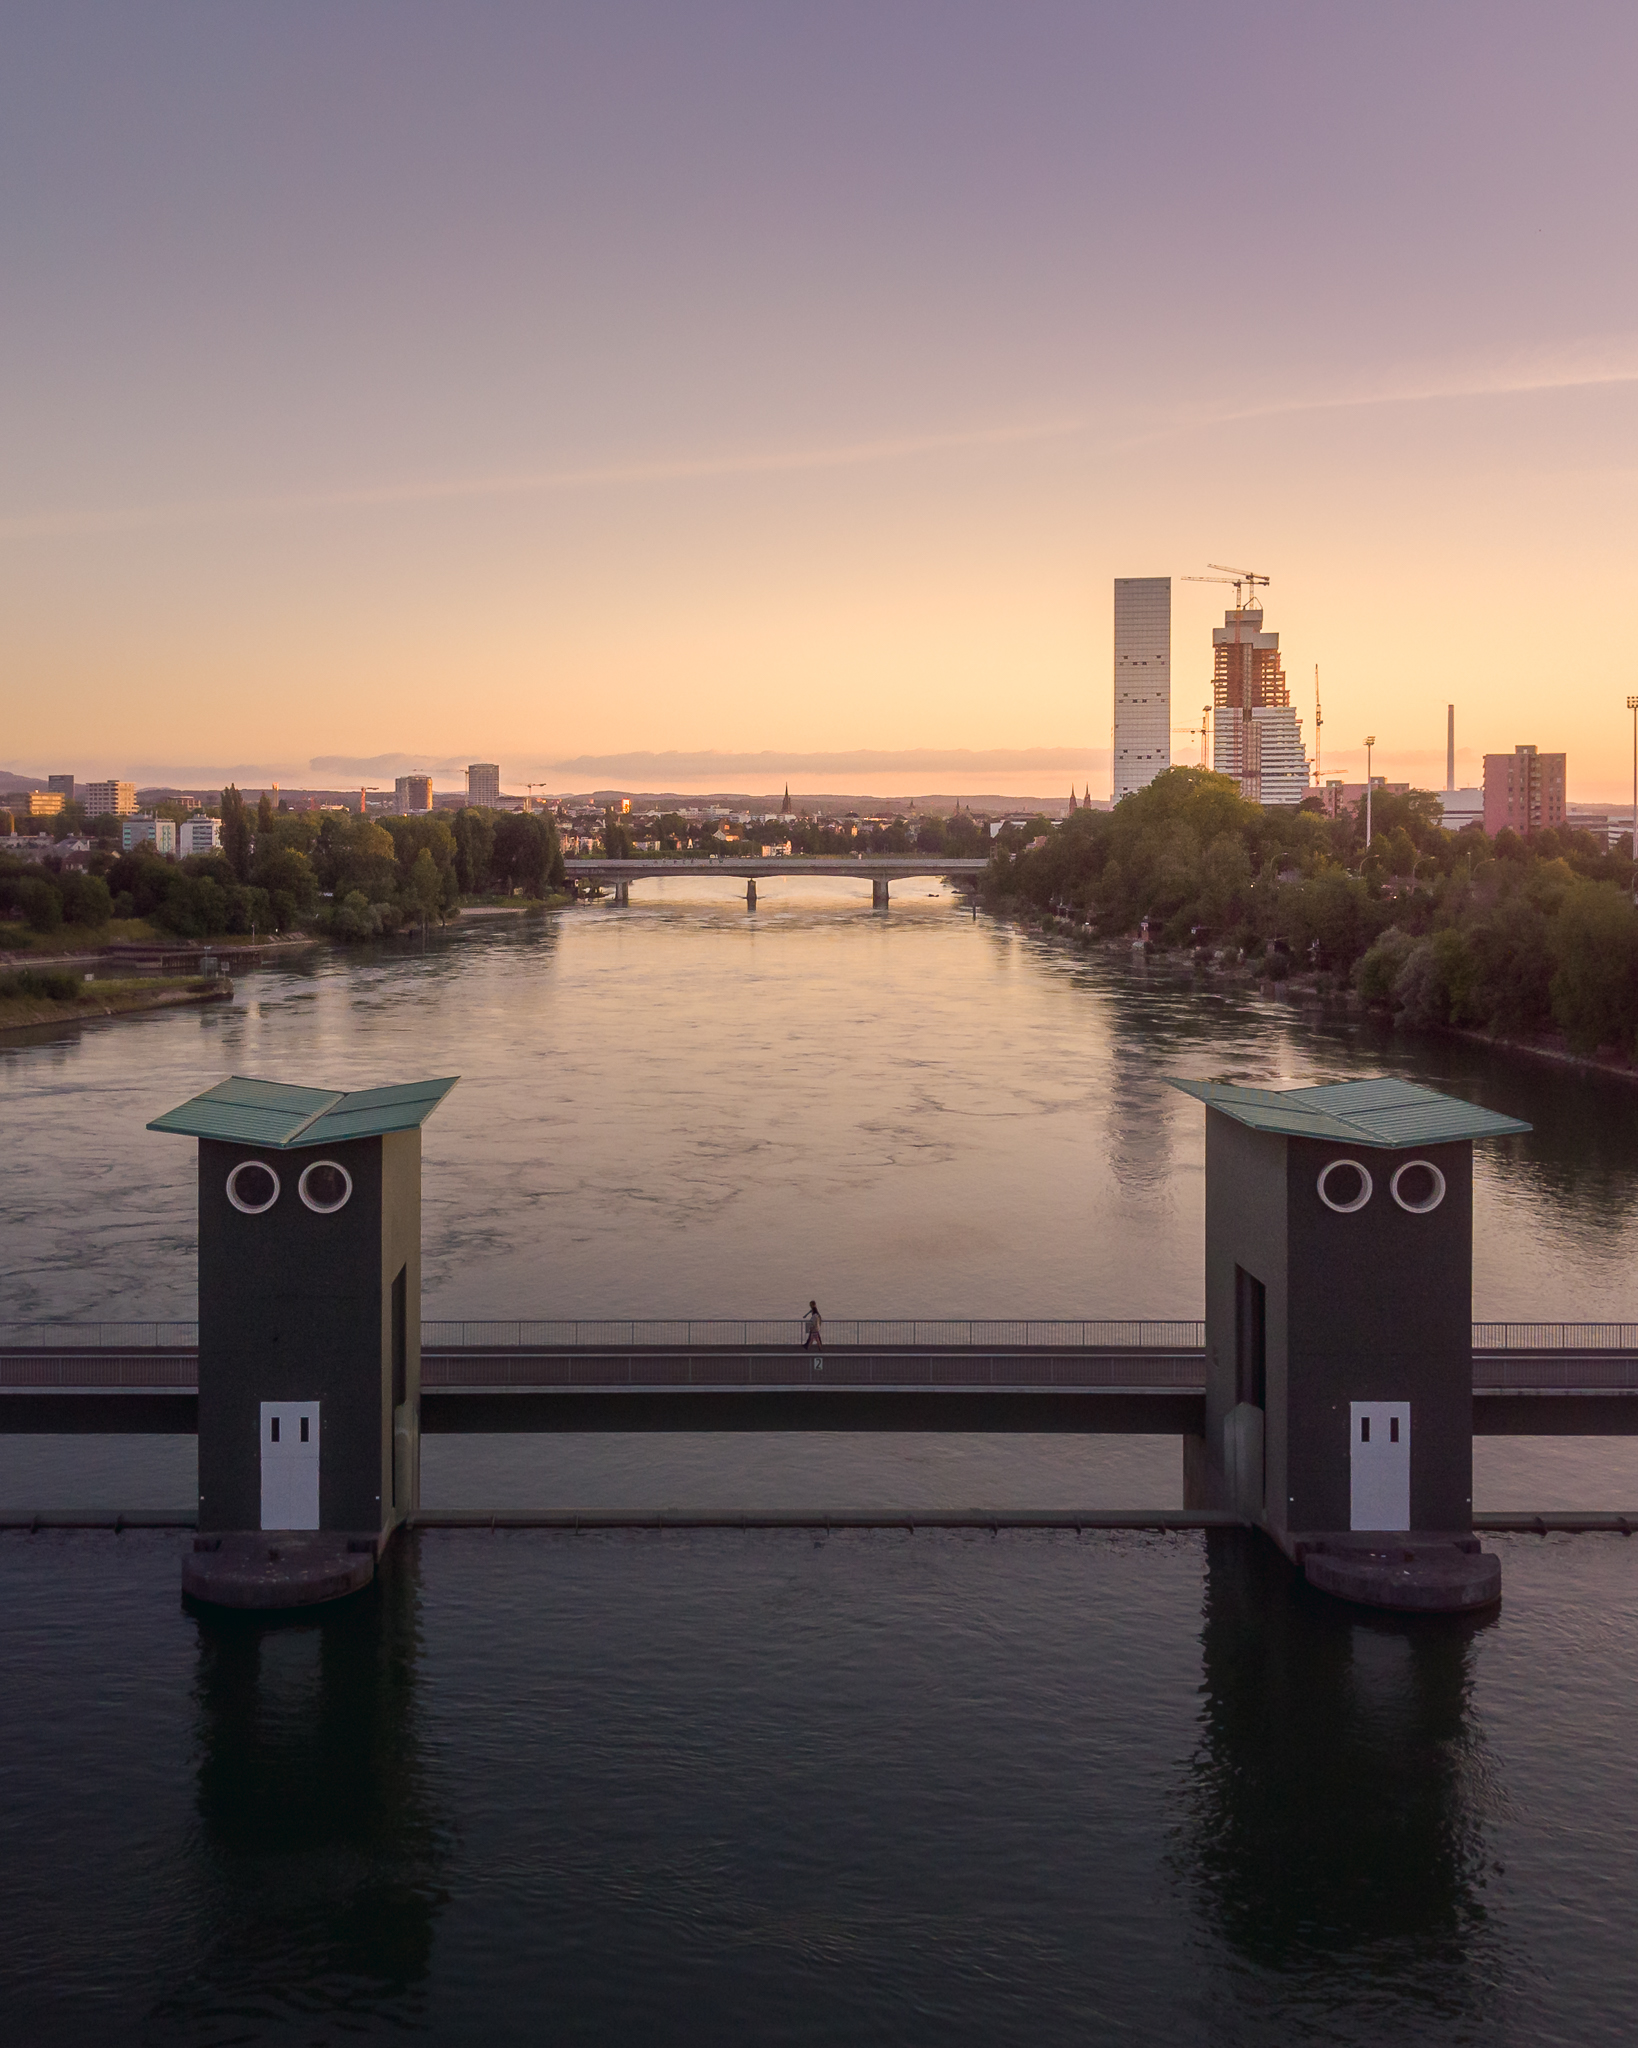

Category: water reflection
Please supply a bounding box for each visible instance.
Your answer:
[147,1547,443,2039]
[1187,1531,1501,1991]
[5,910,1638,1329]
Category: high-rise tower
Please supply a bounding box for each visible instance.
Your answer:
[1212,604,1308,805]
[1112,577,1171,799]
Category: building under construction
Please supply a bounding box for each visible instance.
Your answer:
[1211,602,1309,805]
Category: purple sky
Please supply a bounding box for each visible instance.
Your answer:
[4,3,1636,794]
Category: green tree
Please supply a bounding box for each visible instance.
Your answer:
[495,812,563,895]
[452,807,497,893]
[408,847,443,921]
[603,806,634,859]
[219,785,252,882]
[59,872,112,926]
[16,877,63,932]
[1550,884,1638,1054]
[252,846,320,919]
[313,814,400,900]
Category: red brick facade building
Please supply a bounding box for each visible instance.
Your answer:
[1482,745,1566,837]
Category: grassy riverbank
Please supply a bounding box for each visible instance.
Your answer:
[0,973,231,1035]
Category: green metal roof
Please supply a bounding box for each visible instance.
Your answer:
[148,1074,458,1149]
[1168,1076,1530,1148]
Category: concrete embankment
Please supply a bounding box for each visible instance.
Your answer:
[0,976,232,1035]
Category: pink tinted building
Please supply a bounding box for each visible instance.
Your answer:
[1483,745,1566,838]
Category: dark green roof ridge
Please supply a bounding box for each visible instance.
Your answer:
[1168,1076,1530,1148]
[148,1074,459,1149]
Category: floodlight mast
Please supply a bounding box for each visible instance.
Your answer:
[1365,737,1377,849]
[1626,695,1638,897]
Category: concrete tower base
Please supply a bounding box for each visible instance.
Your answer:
[182,1531,383,1610]
[1299,1533,1501,1612]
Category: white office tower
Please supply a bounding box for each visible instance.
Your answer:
[1112,577,1171,799]
[1247,705,1311,806]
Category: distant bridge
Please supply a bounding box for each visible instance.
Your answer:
[564,855,990,908]
[5,1321,1637,1437]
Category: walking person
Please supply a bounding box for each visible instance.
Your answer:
[802,1300,824,1350]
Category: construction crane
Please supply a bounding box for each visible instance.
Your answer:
[1180,563,1271,609]
[523,780,553,813]
[1173,704,1212,767]
[1314,665,1323,782]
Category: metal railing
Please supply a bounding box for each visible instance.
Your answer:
[3,1319,1638,1353]
[0,1322,201,1350]
[1471,1323,1638,1351]
[419,1318,1208,1351]
[421,1351,1207,1390]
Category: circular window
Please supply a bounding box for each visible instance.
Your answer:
[298,1159,353,1214]
[1317,1158,1373,1214]
[1391,1159,1446,1214]
[226,1160,280,1214]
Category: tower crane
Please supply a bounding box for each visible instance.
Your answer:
[1181,564,1271,609]
[1173,705,1212,767]
[1314,665,1323,783]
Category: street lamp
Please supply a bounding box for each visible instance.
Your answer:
[1364,736,1376,849]
[1627,696,1638,895]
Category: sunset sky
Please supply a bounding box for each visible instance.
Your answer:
[4,2,1637,798]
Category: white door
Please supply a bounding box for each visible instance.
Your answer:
[260,1401,320,1530]
[1350,1402,1410,1531]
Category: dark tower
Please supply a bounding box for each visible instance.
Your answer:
[1173,1078,1529,1611]
[149,1074,457,1608]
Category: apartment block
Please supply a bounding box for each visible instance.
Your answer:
[84,780,138,817]
[123,815,178,854]
[1482,745,1566,837]
[1246,705,1311,806]
[466,763,501,807]
[178,816,223,856]
[47,775,75,799]
[25,791,65,817]
[395,774,434,814]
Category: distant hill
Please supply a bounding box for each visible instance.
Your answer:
[0,769,45,794]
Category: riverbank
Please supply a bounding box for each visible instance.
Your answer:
[0,924,318,970]
[1008,901,1638,1086]
[0,976,231,1036]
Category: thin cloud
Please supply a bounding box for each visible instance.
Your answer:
[0,417,1090,543]
[1150,345,1638,440]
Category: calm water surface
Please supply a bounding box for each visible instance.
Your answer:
[3,885,1638,2041]
[2,881,1635,1510]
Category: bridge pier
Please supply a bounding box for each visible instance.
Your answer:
[613,879,630,907]
[872,876,889,909]
[746,878,756,911]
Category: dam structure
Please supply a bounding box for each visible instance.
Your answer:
[4,1075,1629,1612]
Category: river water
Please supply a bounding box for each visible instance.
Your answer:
[3,882,1638,2041]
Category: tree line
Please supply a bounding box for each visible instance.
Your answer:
[0,793,564,944]
[989,766,1638,1058]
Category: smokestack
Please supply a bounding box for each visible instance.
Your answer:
[1446,705,1455,792]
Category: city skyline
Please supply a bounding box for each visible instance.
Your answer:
[4,5,1637,797]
